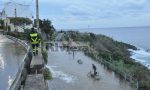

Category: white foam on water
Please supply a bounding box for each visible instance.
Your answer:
[0,54,4,69]
[7,76,14,90]
[129,49,150,69]
[50,65,58,68]
[46,65,76,83]
[129,49,150,56]
[50,46,66,53]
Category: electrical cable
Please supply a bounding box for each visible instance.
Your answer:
[3,1,33,18]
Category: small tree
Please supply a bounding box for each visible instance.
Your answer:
[35,19,55,40]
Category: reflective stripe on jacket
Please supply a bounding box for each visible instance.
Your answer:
[30,33,38,44]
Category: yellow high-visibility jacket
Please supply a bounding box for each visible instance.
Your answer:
[30,33,40,44]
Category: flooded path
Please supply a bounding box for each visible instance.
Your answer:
[47,47,136,90]
[0,35,26,90]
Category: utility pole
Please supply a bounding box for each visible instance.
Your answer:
[36,0,39,33]
[14,8,17,32]
[15,8,17,17]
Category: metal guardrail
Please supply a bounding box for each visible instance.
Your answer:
[6,35,31,90]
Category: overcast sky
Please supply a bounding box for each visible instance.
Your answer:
[0,0,150,29]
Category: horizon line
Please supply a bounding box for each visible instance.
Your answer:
[57,26,150,31]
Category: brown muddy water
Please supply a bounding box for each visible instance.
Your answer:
[47,46,136,90]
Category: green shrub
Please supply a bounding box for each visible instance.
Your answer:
[42,51,48,64]
[43,67,52,80]
[7,32,29,40]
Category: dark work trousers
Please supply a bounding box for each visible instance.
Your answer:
[32,44,39,56]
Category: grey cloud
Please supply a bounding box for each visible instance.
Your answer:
[2,0,150,28]
[4,2,32,18]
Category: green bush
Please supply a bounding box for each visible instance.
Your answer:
[43,67,52,80]
[10,17,32,25]
[42,51,48,64]
[7,32,29,40]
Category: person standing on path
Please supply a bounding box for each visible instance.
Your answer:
[29,28,41,56]
[92,64,97,76]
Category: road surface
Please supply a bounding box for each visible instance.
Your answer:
[0,35,26,90]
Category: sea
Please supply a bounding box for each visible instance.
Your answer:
[79,26,150,69]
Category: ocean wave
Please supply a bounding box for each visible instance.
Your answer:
[128,49,150,70]
[46,65,76,83]
[129,49,150,56]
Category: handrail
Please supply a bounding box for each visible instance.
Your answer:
[6,35,31,90]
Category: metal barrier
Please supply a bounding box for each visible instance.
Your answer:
[6,35,31,90]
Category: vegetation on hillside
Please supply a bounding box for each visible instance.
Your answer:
[63,31,150,90]
[10,17,32,25]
